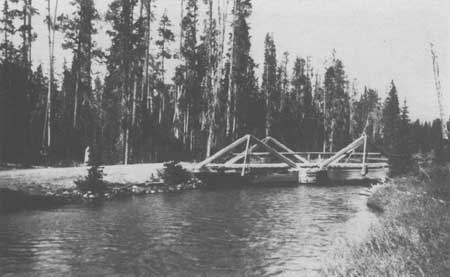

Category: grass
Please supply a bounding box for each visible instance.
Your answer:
[324,162,450,276]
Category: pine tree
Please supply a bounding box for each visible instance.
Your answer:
[155,11,175,124]
[398,100,413,171]
[179,0,201,154]
[382,80,403,175]
[275,51,289,141]
[300,61,314,150]
[141,0,153,112]
[261,33,277,137]
[156,11,175,84]
[19,0,36,71]
[0,0,16,62]
[288,57,305,147]
[203,0,219,157]
[230,0,254,138]
[104,0,139,164]
[26,65,48,163]
[323,58,350,151]
[58,0,100,161]
[353,87,381,143]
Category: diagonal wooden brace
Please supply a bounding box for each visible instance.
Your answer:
[196,135,250,169]
[318,134,366,170]
[265,136,310,164]
[251,136,298,168]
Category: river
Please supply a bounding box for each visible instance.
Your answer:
[0,185,376,276]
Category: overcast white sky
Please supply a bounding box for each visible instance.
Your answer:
[27,0,450,121]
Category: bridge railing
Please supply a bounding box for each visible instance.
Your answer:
[231,152,386,163]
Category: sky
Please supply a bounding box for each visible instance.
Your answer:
[26,0,450,121]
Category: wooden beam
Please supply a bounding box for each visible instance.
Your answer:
[328,162,388,168]
[207,163,291,169]
[197,135,250,168]
[230,151,382,157]
[345,150,355,163]
[361,134,368,176]
[241,135,251,176]
[265,136,310,164]
[266,152,381,156]
[319,135,366,170]
[224,137,269,165]
[251,136,298,168]
[205,162,389,169]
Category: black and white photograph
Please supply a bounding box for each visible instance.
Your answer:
[0,0,449,275]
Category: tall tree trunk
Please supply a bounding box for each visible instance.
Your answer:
[184,107,189,147]
[159,34,165,124]
[130,76,137,159]
[121,0,133,164]
[205,0,215,157]
[329,119,335,152]
[22,1,28,66]
[44,0,58,149]
[173,85,182,139]
[21,0,33,68]
[322,87,327,152]
[265,62,270,137]
[46,1,52,148]
[226,0,237,138]
[73,63,79,128]
[27,0,32,65]
[124,127,129,164]
[142,0,151,110]
[132,77,137,127]
[173,0,184,140]
[3,0,9,61]
[232,82,237,138]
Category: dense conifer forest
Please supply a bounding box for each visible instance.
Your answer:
[0,0,448,172]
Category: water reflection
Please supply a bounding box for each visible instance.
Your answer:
[0,185,375,276]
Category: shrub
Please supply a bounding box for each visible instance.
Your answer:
[75,164,107,194]
[158,161,191,186]
[426,164,450,201]
[75,145,107,194]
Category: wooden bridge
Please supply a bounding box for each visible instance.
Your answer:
[193,134,389,185]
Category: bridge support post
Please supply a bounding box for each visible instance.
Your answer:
[241,136,251,176]
[298,168,321,184]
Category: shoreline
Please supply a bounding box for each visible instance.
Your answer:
[0,163,168,190]
[0,162,202,213]
[0,180,204,213]
[325,163,450,276]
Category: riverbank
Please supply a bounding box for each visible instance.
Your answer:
[325,163,450,276]
[0,163,169,190]
[0,162,203,212]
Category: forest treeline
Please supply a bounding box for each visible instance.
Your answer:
[0,0,448,173]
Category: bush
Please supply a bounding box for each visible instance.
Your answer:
[425,164,450,201]
[158,161,191,186]
[75,145,107,194]
[75,164,107,194]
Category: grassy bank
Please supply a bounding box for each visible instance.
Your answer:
[325,163,450,276]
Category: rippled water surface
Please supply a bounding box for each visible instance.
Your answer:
[0,186,375,276]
